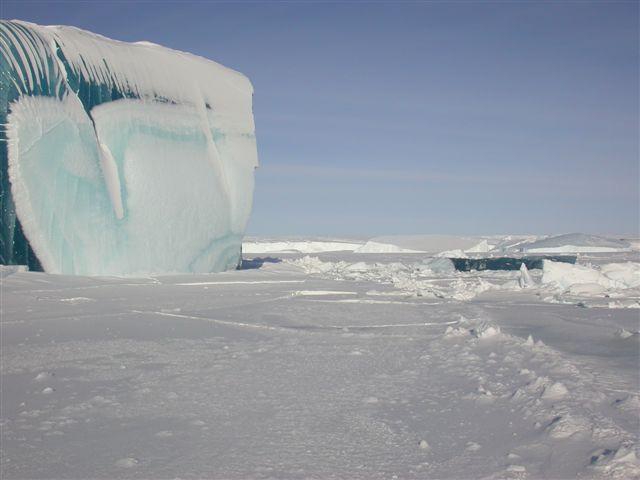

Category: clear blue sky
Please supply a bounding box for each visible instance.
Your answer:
[2,1,638,236]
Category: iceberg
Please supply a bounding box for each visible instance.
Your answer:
[0,20,257,275]
[520,234,631,254]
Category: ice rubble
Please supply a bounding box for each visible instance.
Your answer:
[519,262,533,288]
[1,20,257,275]
[542,260,640,294]
[285,254,640,307]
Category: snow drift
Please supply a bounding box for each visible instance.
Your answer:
[0,20,257,275]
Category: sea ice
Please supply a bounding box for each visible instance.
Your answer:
[2,240,639,479]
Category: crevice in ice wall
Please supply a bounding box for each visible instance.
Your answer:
[1,20,258,275]
[52,38,132,220]
[96,140,124,219]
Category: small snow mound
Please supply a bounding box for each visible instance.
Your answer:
[506,465,526,473]
[444,325,470,338]
[614,329,635,339]
[363,396,379,404]
[611,395,640,413]
[476,325,501,339]
[541,382,569,401]
[510,387,528,402]
[608,300,640,309]
[293,290,357,297]
[590,447,617,466]
[90,396,110,405]
[59,297,94,304]
[345,262,370,272]
[465,239,493,253]
[612,446,638,464]
[590,444,640,480]
[444,319,501,340]
[41,387,54,394]
[545,415,591,439]
[519,376,553,399]
[466,442,482,451]
[566,283,607,296]
[0,265,28,278]
[34,371,54,382]
[115,457,139,468]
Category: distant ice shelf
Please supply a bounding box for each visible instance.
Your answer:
[519,233,631,254]
[0,20,258,275]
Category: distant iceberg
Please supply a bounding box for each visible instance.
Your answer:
[520,234,630,254]
[0,20,257,275]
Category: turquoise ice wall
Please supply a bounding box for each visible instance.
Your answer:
[0,20,257,275]
[1,21,139,270]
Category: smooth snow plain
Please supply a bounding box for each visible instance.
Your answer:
[1,234,639,479]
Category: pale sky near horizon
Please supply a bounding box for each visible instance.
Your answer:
[2,1,638,237]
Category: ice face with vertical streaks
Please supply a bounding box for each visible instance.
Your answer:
[0,20,257,275]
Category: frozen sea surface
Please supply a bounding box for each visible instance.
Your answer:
[1,237,639,479]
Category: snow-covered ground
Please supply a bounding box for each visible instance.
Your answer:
[1,234,639,479]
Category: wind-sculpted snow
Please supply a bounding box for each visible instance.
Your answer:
[2,247,639,478]
[0,20,257,275]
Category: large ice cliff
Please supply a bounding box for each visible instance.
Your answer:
[0,20,257,275]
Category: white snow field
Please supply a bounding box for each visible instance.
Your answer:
[1,234,639,479]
